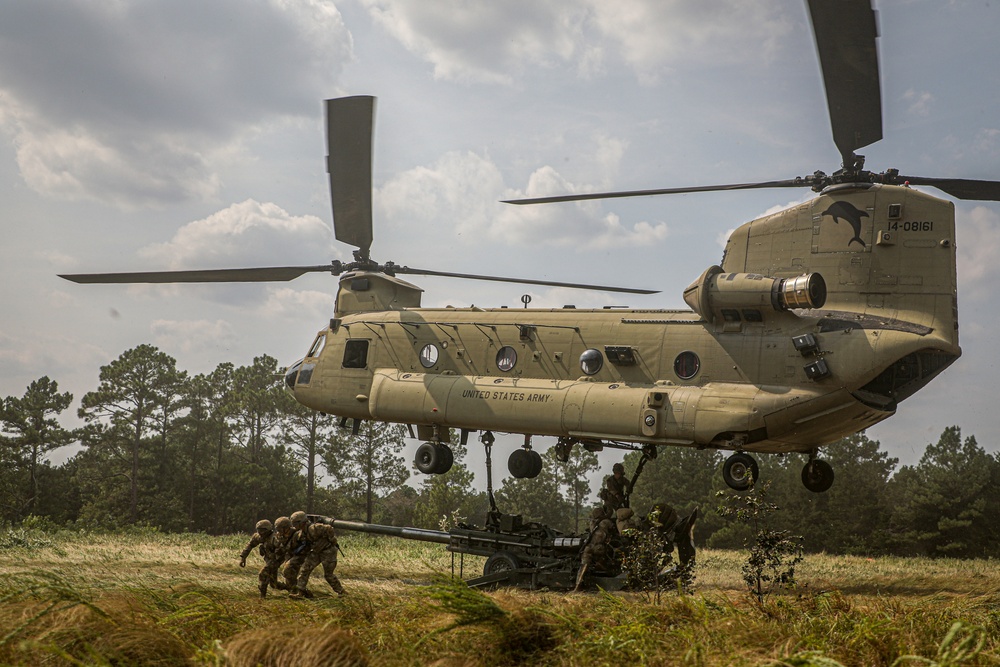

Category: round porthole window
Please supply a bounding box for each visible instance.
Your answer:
[496,346,517,372]
[674,351,700,380]
[580,348,603,375]
[419,343,439,368]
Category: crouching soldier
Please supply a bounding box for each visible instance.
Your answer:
[575,517,616,592]
[291,512,346,597]
[282,511,312,592]
[255,516,294,598]
[240,519,285,598]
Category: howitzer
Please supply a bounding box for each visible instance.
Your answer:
[308,510,697,591]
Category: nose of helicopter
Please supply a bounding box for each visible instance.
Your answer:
[283,358,304,392]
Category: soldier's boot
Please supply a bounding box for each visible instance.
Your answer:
[259,583,268,599]
[291,587,314,599]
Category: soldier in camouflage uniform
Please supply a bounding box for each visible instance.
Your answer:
[257,516,294,598]
[239,519,289,598]
[290,511,346,597]
[575,517,617,591]
[599,462,632,515]
[282,511,312,593]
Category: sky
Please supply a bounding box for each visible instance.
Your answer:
[2,0,999,486]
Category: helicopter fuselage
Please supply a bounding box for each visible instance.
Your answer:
[286,183,961,464]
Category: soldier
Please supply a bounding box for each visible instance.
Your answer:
[256,516,294,598]
[575,517,617,592]
[239,519,280,598]
[282,511,312,592]
[599,462,632,514]
[291,511,346,597]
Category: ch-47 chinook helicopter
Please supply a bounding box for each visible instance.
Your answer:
[62,0,1000,494]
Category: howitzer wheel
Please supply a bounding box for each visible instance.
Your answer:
[484,550,521,575]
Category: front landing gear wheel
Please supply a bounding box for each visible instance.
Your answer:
[723,452,759,491]
[802,459,834,493]
[436,443,454,474]
[508,449,542,478]
[414,442,454,474]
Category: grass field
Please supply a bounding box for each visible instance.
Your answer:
[0,526,997,666]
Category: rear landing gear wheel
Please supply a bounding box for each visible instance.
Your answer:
[801,459,834,493]
[723,452,759,491]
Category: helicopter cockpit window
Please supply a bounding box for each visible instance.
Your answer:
[580,348,603,375]
[674,351,700,380]
[343,339,369,369]
[496,346,517,372]
[307,334,326,358]
[419,343,440,368]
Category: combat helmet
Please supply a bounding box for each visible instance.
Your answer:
[255,519,273,535]
[612,462,625,475]
[290,511,308,527]
[274,516,292,532]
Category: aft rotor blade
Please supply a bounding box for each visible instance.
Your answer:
[807,0,882,165]
[502,179,809,205]
[59,265,336,284]
[327,96,375,259]
[392,265,659,294]
[894,176,1000,201]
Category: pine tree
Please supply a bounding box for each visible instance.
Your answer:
[0,377,75,521]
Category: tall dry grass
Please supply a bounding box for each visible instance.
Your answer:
[0,526,996,665]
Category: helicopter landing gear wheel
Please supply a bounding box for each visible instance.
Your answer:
[414,442,454,475]
[723,452,759,491]
[801,459,834,493]
[508,448,542,478]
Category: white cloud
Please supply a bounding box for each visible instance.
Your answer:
[139,199,338,269]
[957,205,1000,300]
[257,287,334,323]
[375,151,667,250]
[0,0,351,207]
[150,319,237,355]
[0,329,108,390]
[360,1,588,83]
[588,0,792,84]
[902,89,934,117]
[360,0,791,85]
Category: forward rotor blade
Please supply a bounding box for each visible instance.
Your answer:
[502,179,809,205]
[893,176,1000,201]
[327,96,375,259]
[392,265,659,294]
[59,265,336,284]
[807,0,882,165]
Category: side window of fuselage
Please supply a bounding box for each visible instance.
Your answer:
[343,339,370,369]
[307,333,326,358]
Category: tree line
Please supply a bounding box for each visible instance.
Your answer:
[2,344,998,558]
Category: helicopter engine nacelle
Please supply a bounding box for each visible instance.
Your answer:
[683,265,826,323]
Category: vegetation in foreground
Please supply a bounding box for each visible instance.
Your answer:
[0,528,998,666]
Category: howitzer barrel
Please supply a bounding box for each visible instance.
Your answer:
[327,519,452,545]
